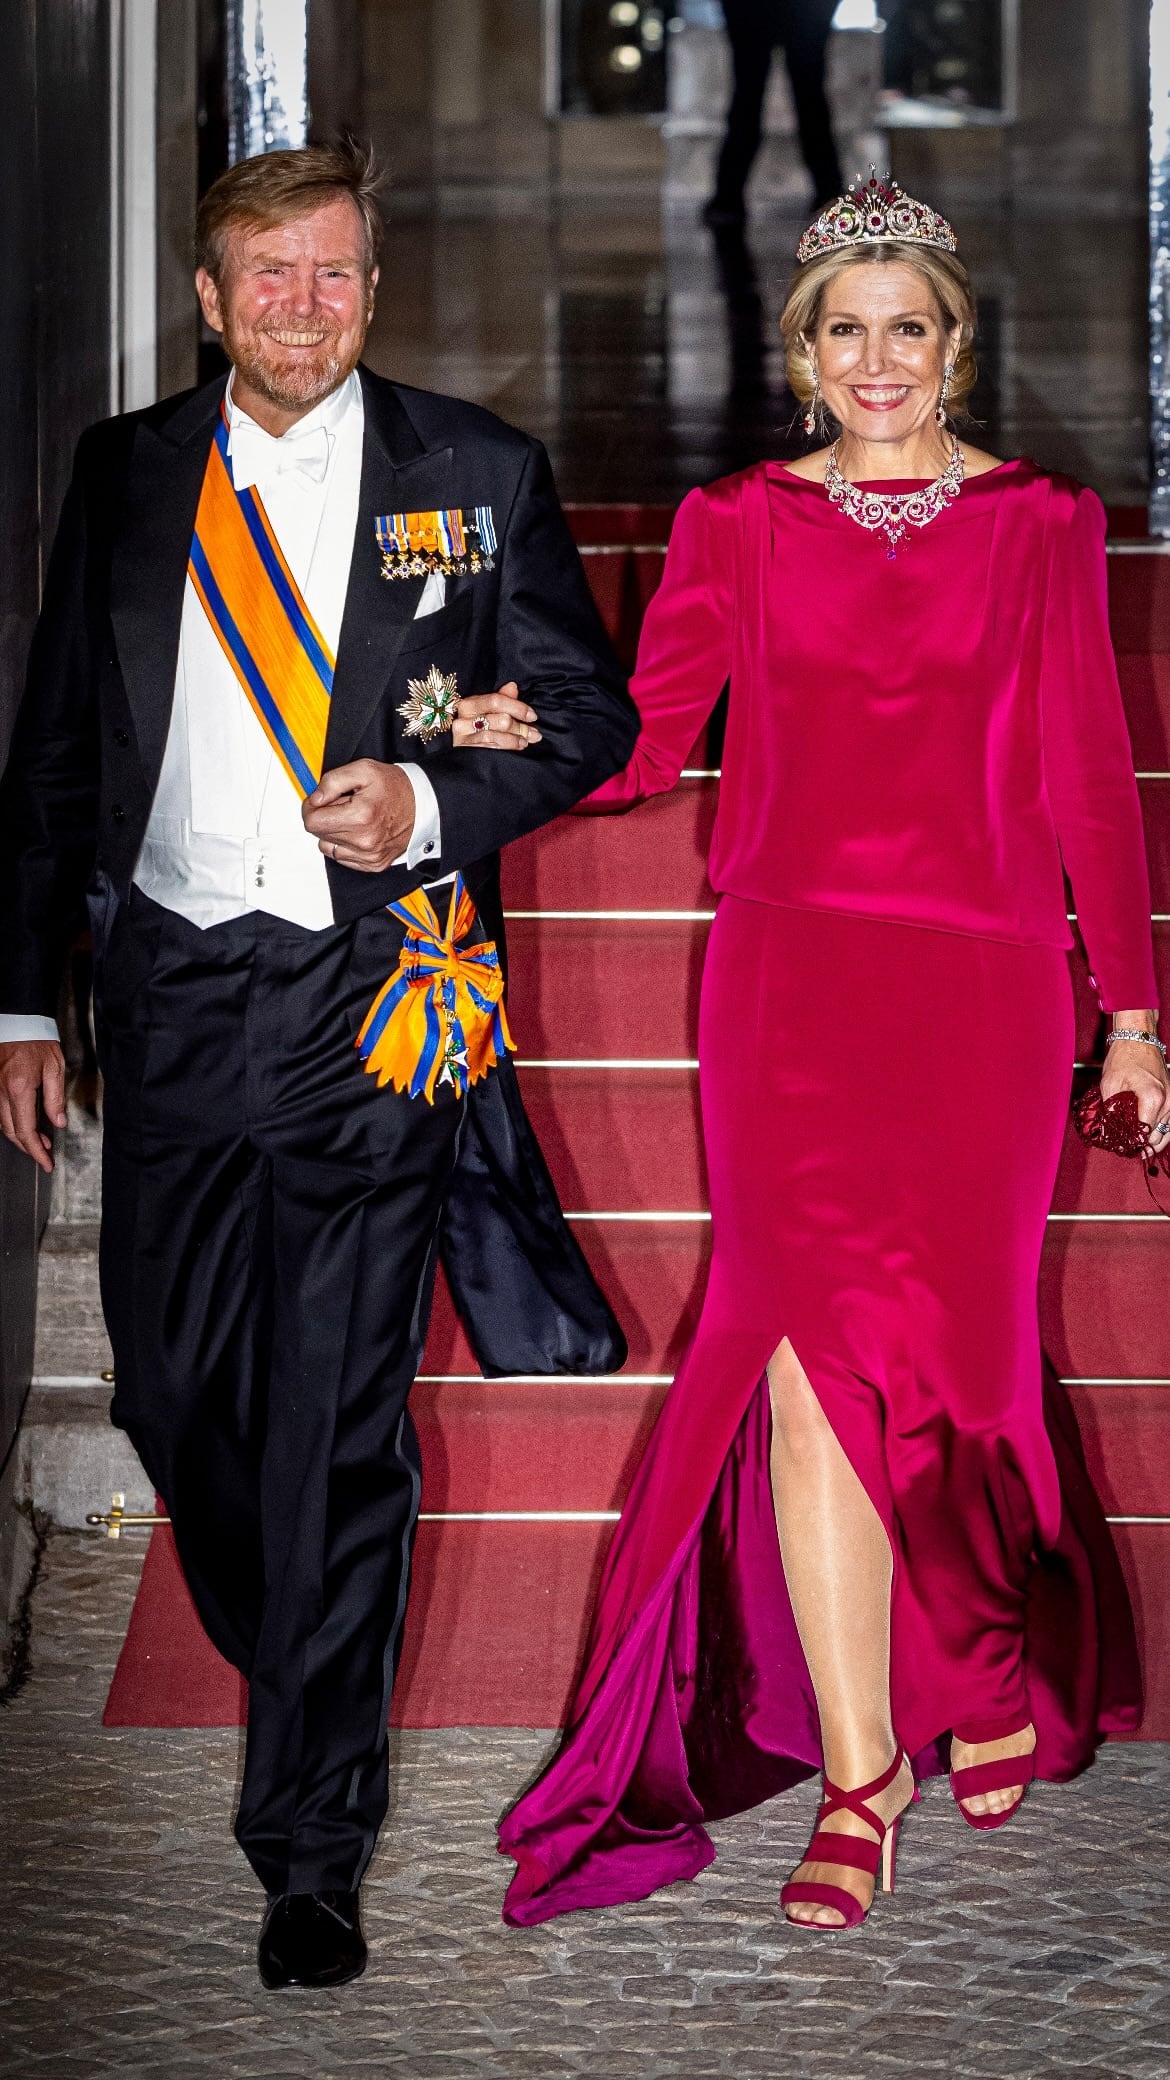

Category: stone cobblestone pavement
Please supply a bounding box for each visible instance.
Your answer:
[1,1535,1169,2080]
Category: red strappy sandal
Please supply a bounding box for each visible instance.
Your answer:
[781,1746,915,1932]
[950,1719,1036,1831]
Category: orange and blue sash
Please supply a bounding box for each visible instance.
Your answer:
[188,409,333,800]
[186,407,512,1103]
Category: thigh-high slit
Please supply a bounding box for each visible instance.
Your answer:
[499,897,1142,1925]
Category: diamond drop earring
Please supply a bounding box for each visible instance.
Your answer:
[935,362,954,427]
[804,374,821,437]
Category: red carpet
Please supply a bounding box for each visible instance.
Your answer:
[104,501,1170,1735]
[103,1516,619,1730]
[104,1375,664,1728]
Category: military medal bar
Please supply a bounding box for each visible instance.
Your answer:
[376,507,496,581]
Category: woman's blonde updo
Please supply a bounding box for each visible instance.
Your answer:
[781,241,978,434]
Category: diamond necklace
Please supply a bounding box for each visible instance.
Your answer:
[824,435,965,559]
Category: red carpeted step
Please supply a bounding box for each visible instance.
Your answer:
[503,917,1170,1064]
[504,916,707,1060]
[1050,1127,1170,1214]
[103,1528,245,1727]
[1109,1525,1170,1739]
[565,503,676,545]
[412,1376,666,1514]
[576,547,628,648]
[423,1216,1167,1384]
[1105,506,1152,538]
[423,1223,710,1378]
[1063,1385,1170,1517]
[424,1372,1170,1521]
[1039,1223,1169,1378]
[516,1067,707,1212]
[1106,553,1170,654]
[633,548,668,618]
[502,781,1170,913]
[393,1519,615,1725]
[518,1065,1169,1215]
[573,545,674,667]
[502,780,717,914]
[1117,656,1170,768]
[101,1490,1170,1736]
[101,1515,617,1730]
[504,787,1170,927]
[420,1273,494,1377]
[1141,780,1170,907]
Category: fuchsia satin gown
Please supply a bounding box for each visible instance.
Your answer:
[499,459,1158,1926]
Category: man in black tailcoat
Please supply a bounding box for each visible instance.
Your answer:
[704,0,844,226]
[0,141,636,1987]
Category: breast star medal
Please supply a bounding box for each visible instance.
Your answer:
[398,664,459,743]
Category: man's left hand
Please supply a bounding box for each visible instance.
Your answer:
[303,760,416,872]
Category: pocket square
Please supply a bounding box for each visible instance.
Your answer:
[412,572,447,618]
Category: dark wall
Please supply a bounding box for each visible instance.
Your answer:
[0,0,112,765]
[0,0,45,1514]
[0,0,113,1498]
[0,1,43,769]
[308,0,363,142]
[158,0,201,397]
[35,0,113,557]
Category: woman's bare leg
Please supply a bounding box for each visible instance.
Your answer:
[767,1337,914,1926]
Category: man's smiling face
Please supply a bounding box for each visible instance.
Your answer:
[196,194,377,418]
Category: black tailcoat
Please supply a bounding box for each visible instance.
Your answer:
[0,367,639,1893]
[0,367,639,1375]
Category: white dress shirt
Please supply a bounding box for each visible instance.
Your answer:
[1,370,444,1044]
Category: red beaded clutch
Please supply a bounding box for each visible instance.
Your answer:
[1072,1086,1170,1214]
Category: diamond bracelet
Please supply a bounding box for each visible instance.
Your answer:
[1105,1027,1168,1061]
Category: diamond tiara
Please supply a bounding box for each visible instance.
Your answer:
[796,168,958,266]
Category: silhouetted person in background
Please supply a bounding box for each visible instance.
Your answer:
[704,0,844,225]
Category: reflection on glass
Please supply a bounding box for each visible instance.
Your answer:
[878,0,1002,113]
[561,0,678,113]
[225,0,308,163]
[558,0,1003,122]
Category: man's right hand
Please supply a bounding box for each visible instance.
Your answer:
[0,1041,68,1173]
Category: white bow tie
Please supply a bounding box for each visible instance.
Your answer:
[228,419,331,494]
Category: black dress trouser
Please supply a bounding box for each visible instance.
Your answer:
[712,0,844,212]
[96,887,463,1895]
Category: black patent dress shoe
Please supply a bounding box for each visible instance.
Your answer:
[258,1889,367,1989]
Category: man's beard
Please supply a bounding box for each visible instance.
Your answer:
[224,314,364,412]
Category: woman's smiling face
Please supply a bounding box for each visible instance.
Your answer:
[810,258,961,452]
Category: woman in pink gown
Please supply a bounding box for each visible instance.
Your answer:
[499,176,1169,1931]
